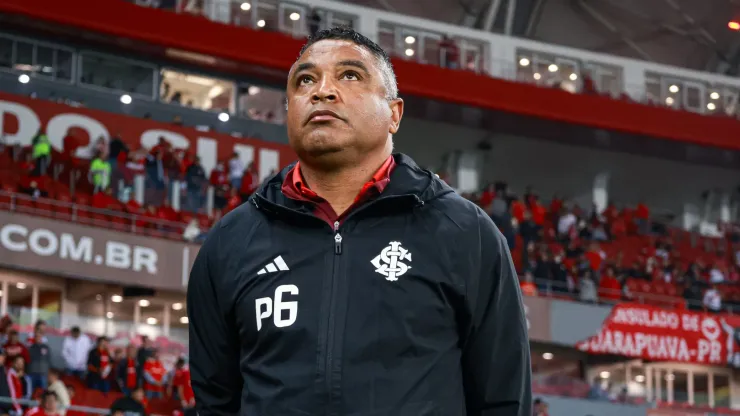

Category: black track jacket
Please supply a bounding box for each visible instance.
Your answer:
[187,153,532,416]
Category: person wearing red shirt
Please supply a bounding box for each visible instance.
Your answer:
[478,184,495,210]
[25,391,60,416]
[171,358,195,411]
[585,242,606,273]
[209,161,230,210]
[116,345,139,396]
[86,336,111,393]
[7,355,24,415]
[239,162,258,200]
[510,199,526,223]
[530,200,546,227]
[598,267,623,302]
[635,202,650,234]
[519,272,538,297]
[143,350,166,399]
[4,331,30,367]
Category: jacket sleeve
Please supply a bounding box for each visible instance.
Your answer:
[187,231,242,415]
[460,209,532,416]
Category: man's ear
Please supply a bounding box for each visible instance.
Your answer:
[388,98,404,135]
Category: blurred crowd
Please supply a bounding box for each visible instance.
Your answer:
[0,317,192,416]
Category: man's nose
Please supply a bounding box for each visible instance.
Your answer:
[311,79,338,102]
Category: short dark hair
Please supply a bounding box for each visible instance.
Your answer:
[297,27,398,100]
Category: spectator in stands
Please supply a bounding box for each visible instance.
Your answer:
[19,180,47,200]
[587,376,609,400]
[24,390,59,416]
[116,345,138,396]
[557,206,577,242]
[27,328,51,391]
[169,358,191,401]
[110,386,147,416]
[519,272,538,297]
[598,266,622,303]
[8,355,30,414]
[27,322,47,346]
[703,283,722,313]
[439,35,459,69]
[635,201,650,234]
[31,131,51,177]
[579,270,598,303]
[142,349,165,399]
[136,337,153,374]
[239,162,258,200]
[227,152,244,191]
[86,336,111,393]
[519,210,540,252]
[61,327,91,380]
[209,161,229,210]
[184,156,207,213]
[532,397,548,416]
[89,150,111,194]
[0,349,11,416]
[4,331,30,367]
[145,149,167,205]
[46,370,69,416]
[0,317,13,346]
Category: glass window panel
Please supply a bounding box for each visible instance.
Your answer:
[324,11,354,30]
[672,371,688,403]
[279,3,307,37]
[238,84,285,123]
[161,69,234,113]
[80,53,154,97]
[255,0,278,31]
[714,374,730,408]
[0,37,12,68]
[377,25,395,57]
[7,282,33,326]
[56,49,73,81]
[15,41,33,68]
[231,0,253,27]
[36,46,55,77]
[422,35,442,67]
[694,373,709,406]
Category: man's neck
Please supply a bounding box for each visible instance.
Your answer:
[300,151,391,216]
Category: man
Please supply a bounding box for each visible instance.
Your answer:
[26,328,51,391]
[61,327,91,379]
[24,391,60,416]
[141,350,165,399]
[116,345,139,395]
[188,27,531,415]
[86,337,111,393]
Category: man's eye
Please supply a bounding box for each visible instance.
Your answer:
[299,76,313,85]
[342,72,359,81]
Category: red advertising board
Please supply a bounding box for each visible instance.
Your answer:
[0,92,295,176]
[577,303,740,366]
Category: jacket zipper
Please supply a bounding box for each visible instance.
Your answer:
[324,220,342,413]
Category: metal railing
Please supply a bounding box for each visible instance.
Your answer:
[527,276,740,314]
[0,190,191,240]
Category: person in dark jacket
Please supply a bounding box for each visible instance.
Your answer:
[86,337,111,393]
[187,27,531,416]
[0,349,12,416]
[26,332,51,391]
[116,345,139,395]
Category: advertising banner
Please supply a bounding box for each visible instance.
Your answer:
[0,211,199,292]
[0,92,294,178]
[576,303,740,367]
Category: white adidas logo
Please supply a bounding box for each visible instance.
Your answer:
[257,256,290,275]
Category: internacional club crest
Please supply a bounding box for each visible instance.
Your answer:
[371,241,412,281]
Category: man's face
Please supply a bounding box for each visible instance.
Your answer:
[286,39,403,167]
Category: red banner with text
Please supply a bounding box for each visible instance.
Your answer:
[577,303,740,367]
